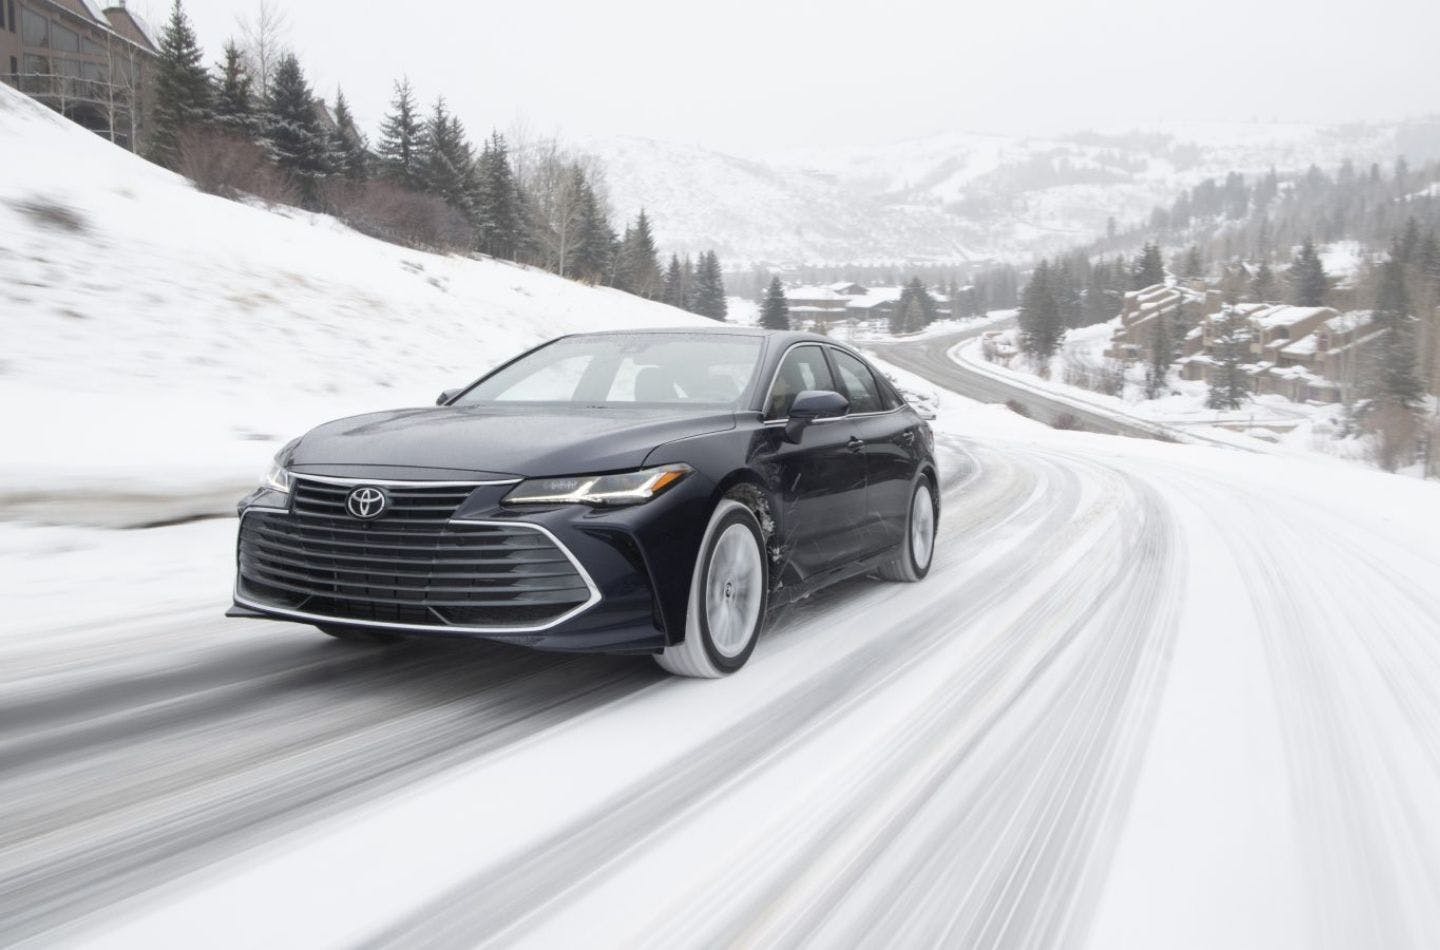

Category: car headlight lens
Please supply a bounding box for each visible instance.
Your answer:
[262,457,293,494]
[261,439,300,494]
[503,464,692,507]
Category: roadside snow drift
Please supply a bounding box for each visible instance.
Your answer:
[0,85,702,521]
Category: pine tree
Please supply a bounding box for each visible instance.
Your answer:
[1421,230,1440,295]
[692,251,728,321]
[567,175,613,283]
[1255,218,1274,262]
[1206,308,1251,410]
[1367,256,1424,411]
[473,132,524,261]
[1018,260,1066,370]
[1144,310,1173,399]
[261,53,330,207]
[1288,238,1330,306]
[149,0,213,168]
[662,255,685,309]
[1084,265,1114,324]
[615,210,663,299]
[377,78,423,190]
[1399,217,1423,264]
[213,42,255,139]
[1132,243,1165,289]
[1183,245,1205,279]
[1251,262,1277,301]
[760,277,790,330]
[419,98,475,216]
[331,89,370,181]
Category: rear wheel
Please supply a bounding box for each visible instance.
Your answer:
[317,624,405,645]
[877,478,936,583]
[655,499,768,678]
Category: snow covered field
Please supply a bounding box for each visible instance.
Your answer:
[0,85,701,525]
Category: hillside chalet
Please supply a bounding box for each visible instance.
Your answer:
[1,0,160,150]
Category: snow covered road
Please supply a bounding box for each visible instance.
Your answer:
[4,391,1440,948]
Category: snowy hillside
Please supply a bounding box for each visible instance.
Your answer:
[590,118,1440,266]
[582,134,982,267]
[0,87,703,523]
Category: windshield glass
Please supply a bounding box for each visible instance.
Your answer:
[454,333,764,407]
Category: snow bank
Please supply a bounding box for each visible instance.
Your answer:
[0,86,704,522]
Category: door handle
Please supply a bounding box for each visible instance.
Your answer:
[847,437,866,453]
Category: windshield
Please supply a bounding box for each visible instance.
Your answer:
[454,333,765,407]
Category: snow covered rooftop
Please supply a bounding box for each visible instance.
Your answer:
[786,285,847,302]
[1249,305,1334,330]
[846,287,905,309]
[1325,310,1376,334]
[76,0,108,26]
[101,3,161,50]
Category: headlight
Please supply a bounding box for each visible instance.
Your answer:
[261,439,300,494]
[262,457,293,494]
[503,464,692,507]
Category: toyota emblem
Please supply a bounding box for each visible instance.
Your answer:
[345,486,388,520]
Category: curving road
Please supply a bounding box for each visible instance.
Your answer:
[871,322,1168,439]
[3,347,1440,948]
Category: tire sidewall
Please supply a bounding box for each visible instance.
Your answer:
[694,503,767,673]
[906,477,936,580]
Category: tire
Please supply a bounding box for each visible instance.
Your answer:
[317,624,405,645]
[877,477,936,583]
[655,499,768,678]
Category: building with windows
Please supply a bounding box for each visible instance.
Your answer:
[1104,282,1223,362]
[784,281,953,327]
[1,0,160,151]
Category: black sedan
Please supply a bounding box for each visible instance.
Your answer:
[229,328,938,677]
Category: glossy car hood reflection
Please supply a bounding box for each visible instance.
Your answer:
[290,404,738,477]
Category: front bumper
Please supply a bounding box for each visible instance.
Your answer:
[231,473,715,654]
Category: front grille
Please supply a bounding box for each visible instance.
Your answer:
[238,480,595,630]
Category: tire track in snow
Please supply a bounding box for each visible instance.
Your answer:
[370,444,1183,948]
[0,438,1004,945]
[1169,467,1440,949]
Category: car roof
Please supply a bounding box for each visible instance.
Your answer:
[565,326,848,350]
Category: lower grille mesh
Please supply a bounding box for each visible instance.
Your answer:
[238,483,593,629]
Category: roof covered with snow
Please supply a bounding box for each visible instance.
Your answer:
[75,0,109,26]
[1248,305,1335,330]
[102,4,161,52]
[1324,310,1376,334]
[786,285,848,302]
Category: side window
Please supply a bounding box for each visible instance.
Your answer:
[765,346,835,420]
[829,349,884,414]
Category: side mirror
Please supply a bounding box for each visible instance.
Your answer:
[436,388,461,406]
[783,389,848,443]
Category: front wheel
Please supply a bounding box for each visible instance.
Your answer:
[655,499,768,678]
[877,478,936,583]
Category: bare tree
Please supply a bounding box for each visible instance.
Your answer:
[238,0,289,100]
[103,36,144,150]
[522,141,587,277]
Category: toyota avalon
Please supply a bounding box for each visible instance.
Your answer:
[228,328,938,677]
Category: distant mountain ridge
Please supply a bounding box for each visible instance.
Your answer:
[584,118,1440,268]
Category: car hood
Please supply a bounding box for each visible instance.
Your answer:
[289,405,737,478]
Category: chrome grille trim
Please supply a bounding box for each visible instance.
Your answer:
[234,508,602,634]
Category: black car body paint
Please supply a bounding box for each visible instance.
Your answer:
[230,328,937,656]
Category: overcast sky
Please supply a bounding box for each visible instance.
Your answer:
[162,0,1440,154]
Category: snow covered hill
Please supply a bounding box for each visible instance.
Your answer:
[0,86,703,523]
[590,118,1440,266]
